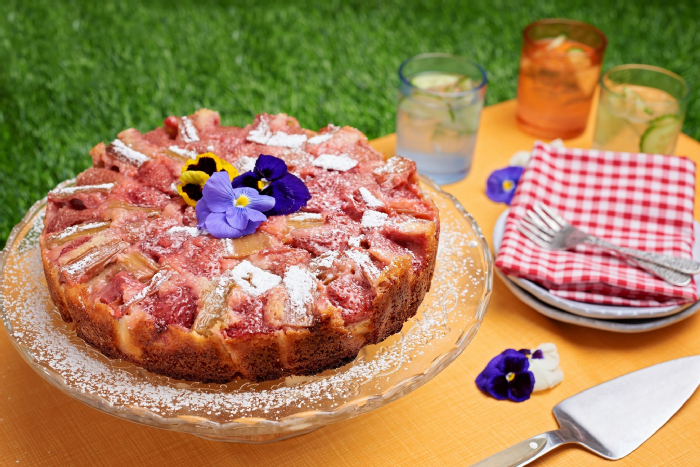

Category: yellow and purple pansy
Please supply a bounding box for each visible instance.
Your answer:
[176,152,238,207]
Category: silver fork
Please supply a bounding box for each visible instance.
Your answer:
[518,202,699,287]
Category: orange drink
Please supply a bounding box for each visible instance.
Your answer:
[516,19,607,139]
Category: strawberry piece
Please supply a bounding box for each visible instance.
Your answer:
[327,275,375,323]
[46,206,102,233]
[76,167,124,186]
[148,284,199,331]
[223,295,274,338]
[135,157,180,194]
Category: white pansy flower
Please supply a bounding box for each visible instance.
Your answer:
[509,150,532,167]
[528,342,564,392]
[508,139,566,167]
[549,138,566,150]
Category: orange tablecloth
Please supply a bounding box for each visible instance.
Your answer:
[2,99,700,466]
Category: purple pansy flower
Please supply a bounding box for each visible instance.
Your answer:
[485,166,525,205]
[232,154,311,216]
[196,172,275,239]
[475,349,535,402]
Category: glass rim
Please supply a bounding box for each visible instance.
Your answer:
[398,53,488,97]
[600,64,691,105]
[522,18,608,57]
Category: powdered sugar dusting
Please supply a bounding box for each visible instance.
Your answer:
[309,251,338,270]
[236,156,258,173]
[166,226,203,237]
[287,212,323,222]
[267,132,307,148]
[168,146,198,158]
[348,235,365,248]
[282,266,315,326]
[345,249,381,281]
[111,140,149,166]
[361,210,388,229]
[359,187,383,208]
[50,183,114,197]
[312,154,358,172]
[373,155,403,174]
[230,261,281,296]
[181,116,200,143]
[307,133,333,145]
[246,119,307,149]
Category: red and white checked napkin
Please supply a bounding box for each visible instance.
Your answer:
[496,141,698,307]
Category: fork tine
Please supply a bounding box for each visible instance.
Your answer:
[538,203,569,228]
[533,203,562,231]
[517,224,552,249]
[520,218,553,242]
[526,210,556,236]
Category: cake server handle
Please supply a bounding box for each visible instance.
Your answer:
[469,430,575,467]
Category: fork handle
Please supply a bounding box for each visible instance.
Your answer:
[626,257,692,287]
[586,237,700,275]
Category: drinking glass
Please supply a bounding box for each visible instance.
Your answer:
[396,53,487,185]
[516,19,607,139]
[593,64,690,154]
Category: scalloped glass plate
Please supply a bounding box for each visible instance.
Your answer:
[0,177,492,443]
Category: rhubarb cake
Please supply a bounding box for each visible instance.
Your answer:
[39,110,440,383]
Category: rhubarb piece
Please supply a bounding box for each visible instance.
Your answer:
[193,272,235,334]
[104,199,161,216]
[108,139,150,167]
[124,269,173,308]
[116,251,160,282]
[286,212,325,230]
[49,183,115,199]
[60,239,129,283]
[46,221,111,249]
[221,232,273,259]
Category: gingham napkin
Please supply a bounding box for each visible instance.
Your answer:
[496,141,698,307]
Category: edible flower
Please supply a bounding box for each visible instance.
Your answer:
[475,349,535,402]
[196,172,275,239]
[485,166,524,205]
[231,154,311,216]
[177,152,239,207]
[476,343,564,402]
[523,343,564,392]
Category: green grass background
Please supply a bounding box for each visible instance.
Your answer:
[1,0,698,248]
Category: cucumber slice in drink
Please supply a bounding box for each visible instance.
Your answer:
[411,73,460,90]
[398,92,453,121]
[640,115,681,153]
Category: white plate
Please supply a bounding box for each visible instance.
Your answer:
[493,210,700,320]
[496,269,700,333]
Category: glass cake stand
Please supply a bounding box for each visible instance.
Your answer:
[0,177,492,443]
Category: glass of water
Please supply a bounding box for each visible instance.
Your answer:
[396,53,487,184]
[592,64,690,154]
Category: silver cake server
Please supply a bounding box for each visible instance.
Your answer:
[471,355,700,466]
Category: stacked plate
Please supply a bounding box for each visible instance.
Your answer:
[494,211,700,333]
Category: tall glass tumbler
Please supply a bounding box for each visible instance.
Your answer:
[593,64,690,154]
[396,54,487,185]
[516,19,607,139]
